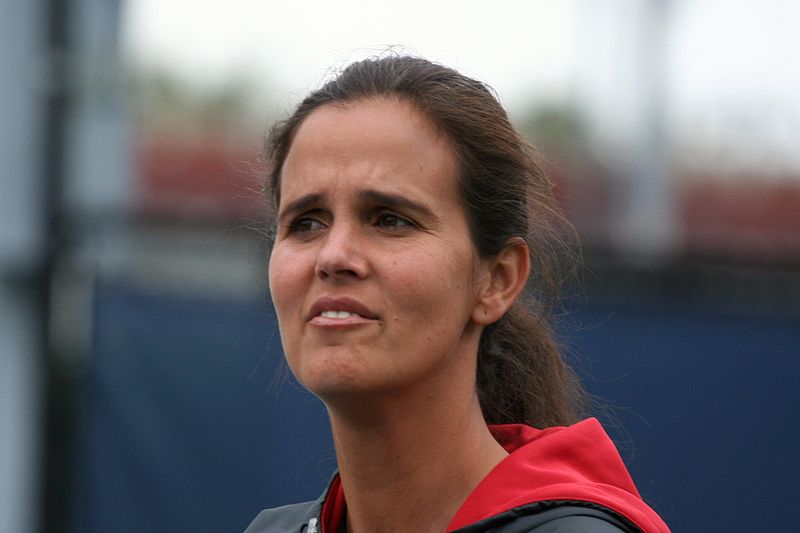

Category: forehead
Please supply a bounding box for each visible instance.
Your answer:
[279,98,460,205]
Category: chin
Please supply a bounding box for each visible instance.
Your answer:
[290,348,377,396]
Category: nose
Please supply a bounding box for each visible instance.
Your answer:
[314,221,368,281]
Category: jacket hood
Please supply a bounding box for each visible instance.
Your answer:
[446,418,669,533]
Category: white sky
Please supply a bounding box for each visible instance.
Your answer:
[122,0,578,111]
[122,0,800,173]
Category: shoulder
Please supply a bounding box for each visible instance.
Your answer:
[452,501,640,533]
[243,499,321,533]
[244,474,338,533]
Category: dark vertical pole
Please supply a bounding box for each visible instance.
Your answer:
[40,0,71,531]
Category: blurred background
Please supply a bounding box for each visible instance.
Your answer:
[2,0,799,531]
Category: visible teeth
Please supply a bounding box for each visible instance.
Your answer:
[320,310,358,319]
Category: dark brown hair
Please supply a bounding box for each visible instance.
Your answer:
[264,55,584,428]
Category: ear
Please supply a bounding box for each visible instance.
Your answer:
[471,238,531,326]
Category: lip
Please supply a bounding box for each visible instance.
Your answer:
[307,296,379,323]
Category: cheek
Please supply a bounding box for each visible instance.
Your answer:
[267,253,285,311]
[390,247,477,319]
[268,246,306,323]
[267,248,284,288]
[268,248,307,376]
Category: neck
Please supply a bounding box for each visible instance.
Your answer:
[326,385,507,533]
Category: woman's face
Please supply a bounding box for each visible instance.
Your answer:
[269,98,489,400]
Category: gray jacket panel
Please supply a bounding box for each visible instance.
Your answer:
[244,498,322,533]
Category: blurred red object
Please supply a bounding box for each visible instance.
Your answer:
[135,136,800,264]
[681,177,800,263]
[136,135,265,222]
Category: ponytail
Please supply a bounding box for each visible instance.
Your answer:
[477,303,584,427]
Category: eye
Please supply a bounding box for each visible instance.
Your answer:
[286,216,326,235]
[374,212,415,230]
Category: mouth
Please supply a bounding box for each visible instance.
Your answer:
[319,310,364,319]
[308,297,379,324]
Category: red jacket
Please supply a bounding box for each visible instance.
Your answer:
[446,418,669,532]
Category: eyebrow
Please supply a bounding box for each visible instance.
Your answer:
[360,189,439,222]
[277,189,439,223]
[277,193,324,222]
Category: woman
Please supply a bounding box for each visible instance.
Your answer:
[246,56,669,533]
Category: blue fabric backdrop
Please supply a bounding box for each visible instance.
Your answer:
[74,278,800,532]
